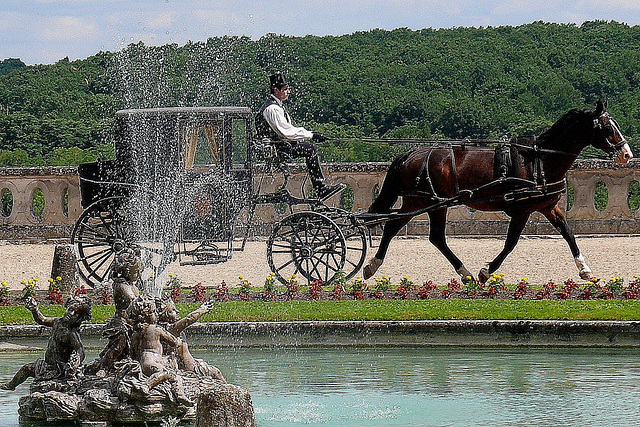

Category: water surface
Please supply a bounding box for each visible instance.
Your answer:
[1,346,638,426]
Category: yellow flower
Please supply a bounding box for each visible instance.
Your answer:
[48,278,54,283]
[403,275,409,280]
[56,276,62,281]
[21,280,26,284]
[33,277,38,282]
[270,272,275,276]
[1,281,6,287]
[169,273,174,278]
[239,275,244,280]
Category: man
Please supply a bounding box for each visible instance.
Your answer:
[255,72,344,200]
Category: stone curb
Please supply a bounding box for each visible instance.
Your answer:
[1,320,639,347]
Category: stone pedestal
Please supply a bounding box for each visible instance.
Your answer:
[50,244,79,291]
[18,371,256,426]
[197,383,257,427]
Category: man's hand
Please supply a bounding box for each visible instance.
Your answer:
[312,132,328,142]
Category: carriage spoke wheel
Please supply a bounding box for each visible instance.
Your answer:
[71,197,130,287]
[267,211,346,286]
[72,196,172,288]
[316,207,368,280]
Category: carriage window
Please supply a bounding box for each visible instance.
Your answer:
[231,118,248,167]
[184,124,222,169]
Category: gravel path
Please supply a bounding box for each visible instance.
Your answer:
[1,235,638,290]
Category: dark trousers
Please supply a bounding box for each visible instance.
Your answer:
[277,140,325,187]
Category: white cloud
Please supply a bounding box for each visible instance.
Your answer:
[0,12,22,32]
[40,16,96,41]
[579,0,640,11]
[145,11,178,30]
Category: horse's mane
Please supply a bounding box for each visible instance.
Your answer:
[536,107,592,146]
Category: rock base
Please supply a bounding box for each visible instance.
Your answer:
[18,364,255,426]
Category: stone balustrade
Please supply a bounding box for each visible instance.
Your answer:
[0,160,638,240]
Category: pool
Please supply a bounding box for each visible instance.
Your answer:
[1,345,638,426]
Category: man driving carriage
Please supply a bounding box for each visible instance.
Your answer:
[255,72,344,200]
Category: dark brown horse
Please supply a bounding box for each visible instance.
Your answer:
[363,101,633,282]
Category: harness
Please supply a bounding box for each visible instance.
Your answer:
[410,140,568,205]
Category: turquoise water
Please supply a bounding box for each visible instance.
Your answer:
[1,346,639,426]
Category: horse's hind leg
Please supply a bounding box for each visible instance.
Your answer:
[478,212,530,283]
[540,204,592,280]
[427,208,473,279]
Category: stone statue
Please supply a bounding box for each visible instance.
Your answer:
[1,295,92,390]
[86,245,142,375]
[126,295,191,406]
[156,296,226,381]
[16,244,255,426]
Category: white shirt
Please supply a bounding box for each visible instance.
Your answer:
[263,95,313,141]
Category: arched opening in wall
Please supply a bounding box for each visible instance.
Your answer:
[1,188,12,217]
[628,181,640,211]
[594,181,608,212]
[31,188,45,220]
[565,182,575,211]
[62,187,69,217]
[339,184,354,211]
[372,183,380,201]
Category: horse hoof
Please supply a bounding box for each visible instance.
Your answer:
[456,266,473,280]
[478,268,490,283]
[363,257,382,279]
[579,270,593,281]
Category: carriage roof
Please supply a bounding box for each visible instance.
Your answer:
[114,106,252,119]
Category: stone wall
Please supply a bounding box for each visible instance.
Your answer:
[0,160,638,240]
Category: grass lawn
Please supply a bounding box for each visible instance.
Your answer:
[0,299,639,325]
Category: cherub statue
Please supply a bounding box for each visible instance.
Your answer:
[86,245,142,375]
[156,296,226,381]
[1,295,92,390]
[126,295,191,406]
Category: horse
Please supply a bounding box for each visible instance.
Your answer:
[363,101,633,283]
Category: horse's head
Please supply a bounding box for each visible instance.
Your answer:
[590,100,633,164]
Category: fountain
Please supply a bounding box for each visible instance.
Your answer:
[4,43,259,423]
[4,246,255,425]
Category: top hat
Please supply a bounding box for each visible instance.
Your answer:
[269,72,288,90]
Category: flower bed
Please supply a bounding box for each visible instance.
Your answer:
[2,273,639,306]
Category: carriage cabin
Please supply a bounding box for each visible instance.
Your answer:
[78,107,254,208]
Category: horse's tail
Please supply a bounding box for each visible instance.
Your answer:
[368,152,410,214]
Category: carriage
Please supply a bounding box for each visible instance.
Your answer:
[72,102,631,289]
[71,106,368,288]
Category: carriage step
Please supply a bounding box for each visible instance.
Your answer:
[180,257,230,266]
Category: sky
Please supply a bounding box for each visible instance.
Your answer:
[2,0,640,65]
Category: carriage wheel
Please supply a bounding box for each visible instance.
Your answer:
[267,211,346,286]
[72,197,171,288]
[71,197,130,287]
[317,207,368,280]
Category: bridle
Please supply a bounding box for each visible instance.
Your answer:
[593,112,628,157]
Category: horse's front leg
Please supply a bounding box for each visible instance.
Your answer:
[540,204,592,280]
[427,208,473,279]
[363,214,412,279]
[478,212,530,283]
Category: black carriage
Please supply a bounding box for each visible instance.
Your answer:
[72,106,369,288]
